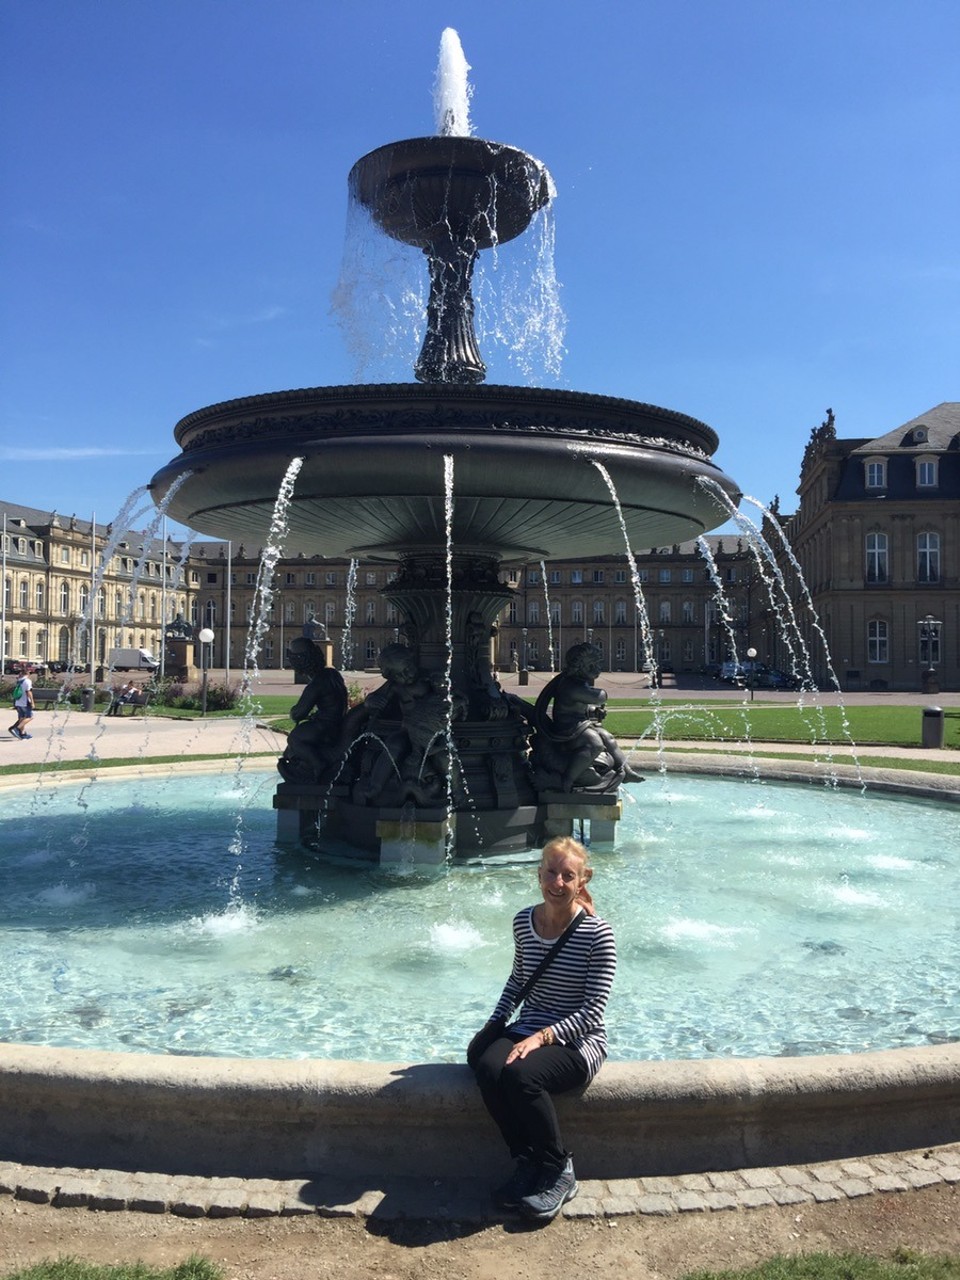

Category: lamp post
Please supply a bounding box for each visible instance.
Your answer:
[917,615,942,695]
[745,645,758,701]
[198,626,215,716]
[519,626,529,686]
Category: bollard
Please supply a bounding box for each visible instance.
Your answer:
[81,687,96,714]
[921,706,944,750]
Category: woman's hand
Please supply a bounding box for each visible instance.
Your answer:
[505,1033,546,1063]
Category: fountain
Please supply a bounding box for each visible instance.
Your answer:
[149,30,741,861]
[4,32,958,1195]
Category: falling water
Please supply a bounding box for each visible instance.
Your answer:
[540,560,556,670]
[588,460,668,768]
[434,28,473,137]
[698,479,863,787]
[342,559,358,670]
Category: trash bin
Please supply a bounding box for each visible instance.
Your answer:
[921,706,944,750]
[81,686,96,713]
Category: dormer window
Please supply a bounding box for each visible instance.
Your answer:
[916,458,938,488]
[912,426,928,444]
[864,457,886,489]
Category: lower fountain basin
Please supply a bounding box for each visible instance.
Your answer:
[150,383,740,558]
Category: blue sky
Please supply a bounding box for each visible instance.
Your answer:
[2,0,957,537]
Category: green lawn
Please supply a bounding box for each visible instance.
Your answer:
[602,703,960,749]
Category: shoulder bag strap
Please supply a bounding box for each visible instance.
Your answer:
[514,907,586,1007]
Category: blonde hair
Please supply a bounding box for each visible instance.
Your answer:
[540,835,590,871]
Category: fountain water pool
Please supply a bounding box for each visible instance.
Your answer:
[3,767,957,1062]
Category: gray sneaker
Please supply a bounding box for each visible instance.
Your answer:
[518,1156,578,1221]
[492,1154,537,1210]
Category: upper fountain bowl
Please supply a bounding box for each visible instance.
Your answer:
[349,136,553,251]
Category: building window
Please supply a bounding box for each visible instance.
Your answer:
[592,600,604,623]
[528,569,540,585]
[682,600,695,624]
[204,599,217,626]
[867,619,888,663]
[637,569,649,583]
[246,572,256,585]
[507,600,518,624]
[365,638,377,663]
[507,569,519,584]
[549,570,561,585]
[571,569,583,585]
[865,458,886,489]
[19,579,28,609]
[682,569,694,583]
[59,581,69,614]
[593,570,604,584]
[324,601,336,625]
[659,600,671,623]
[614,569,627,584]
[365,572,377,586]
[325,571,337,586]
[284,602,296,623]
[36,581,45,611]
[615,638,626,664]
[658,568,671,584]
[528,599,540,624]
[61,547,70,565]
[79,584,90,614]
[865,532,888,583]
[305,572,316,586]
[365,600,376,624]
[550,601,560,625]
[916,459,938,488]
[571,600,584,624]
[917,532,940,583]
[614,600,627,624]
[385,602,398,623]
[19,628,28,657]
[285,573,297,587]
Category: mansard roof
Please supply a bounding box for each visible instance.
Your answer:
[849,402,960,455]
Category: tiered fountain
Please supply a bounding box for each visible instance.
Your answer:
[150,31,740,861]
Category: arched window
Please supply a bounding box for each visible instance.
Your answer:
[867,619,888,664]
[96,588,105,617]
[527,599,540,624]
[59,581,70,614]
[866,532,888,583]
[917,532,940,583]
[18,627,28,657]
[324,600,336,625]
[682,600,695,624]
[659,600,671,623]
[150,593,157,621]
[36,581,45,611]
[19,579,28,609]
[571,600,583,624]
[115,590,124,619]
[204,599,217,626]
[550,601,561,625]
[614,599,627,624]
[365,600,376,624]
[78,584,90,615]
[592,600,604,623]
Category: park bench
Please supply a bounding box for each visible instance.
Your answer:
[31,688,63,707]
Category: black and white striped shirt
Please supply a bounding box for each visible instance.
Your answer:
[490,906,616,1081]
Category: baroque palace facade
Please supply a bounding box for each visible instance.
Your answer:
[2,402,957,689]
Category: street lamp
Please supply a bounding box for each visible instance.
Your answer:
[198,626,215,716]
[519,626,529,686]
[917,615,942,695]
[745,646,758,701]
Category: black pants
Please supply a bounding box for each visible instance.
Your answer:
[474,1033,588,1169]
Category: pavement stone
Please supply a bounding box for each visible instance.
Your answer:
[2,1144,958,1223]
[736,1187,776,1209]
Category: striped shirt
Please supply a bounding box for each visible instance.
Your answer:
[490,906,616,1081]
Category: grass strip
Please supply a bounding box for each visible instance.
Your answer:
[627,745,960,777]
[0,753,279,779]
[3,1258,222,1280]
[681,1248,960,1279]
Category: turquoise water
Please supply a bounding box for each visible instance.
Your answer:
[1,767,958,1061]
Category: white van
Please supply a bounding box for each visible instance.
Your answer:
[108,647,159,672]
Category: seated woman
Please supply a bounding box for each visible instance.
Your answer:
[470,836,616,1221]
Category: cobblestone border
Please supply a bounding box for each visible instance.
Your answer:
[2,1145,958,1223]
